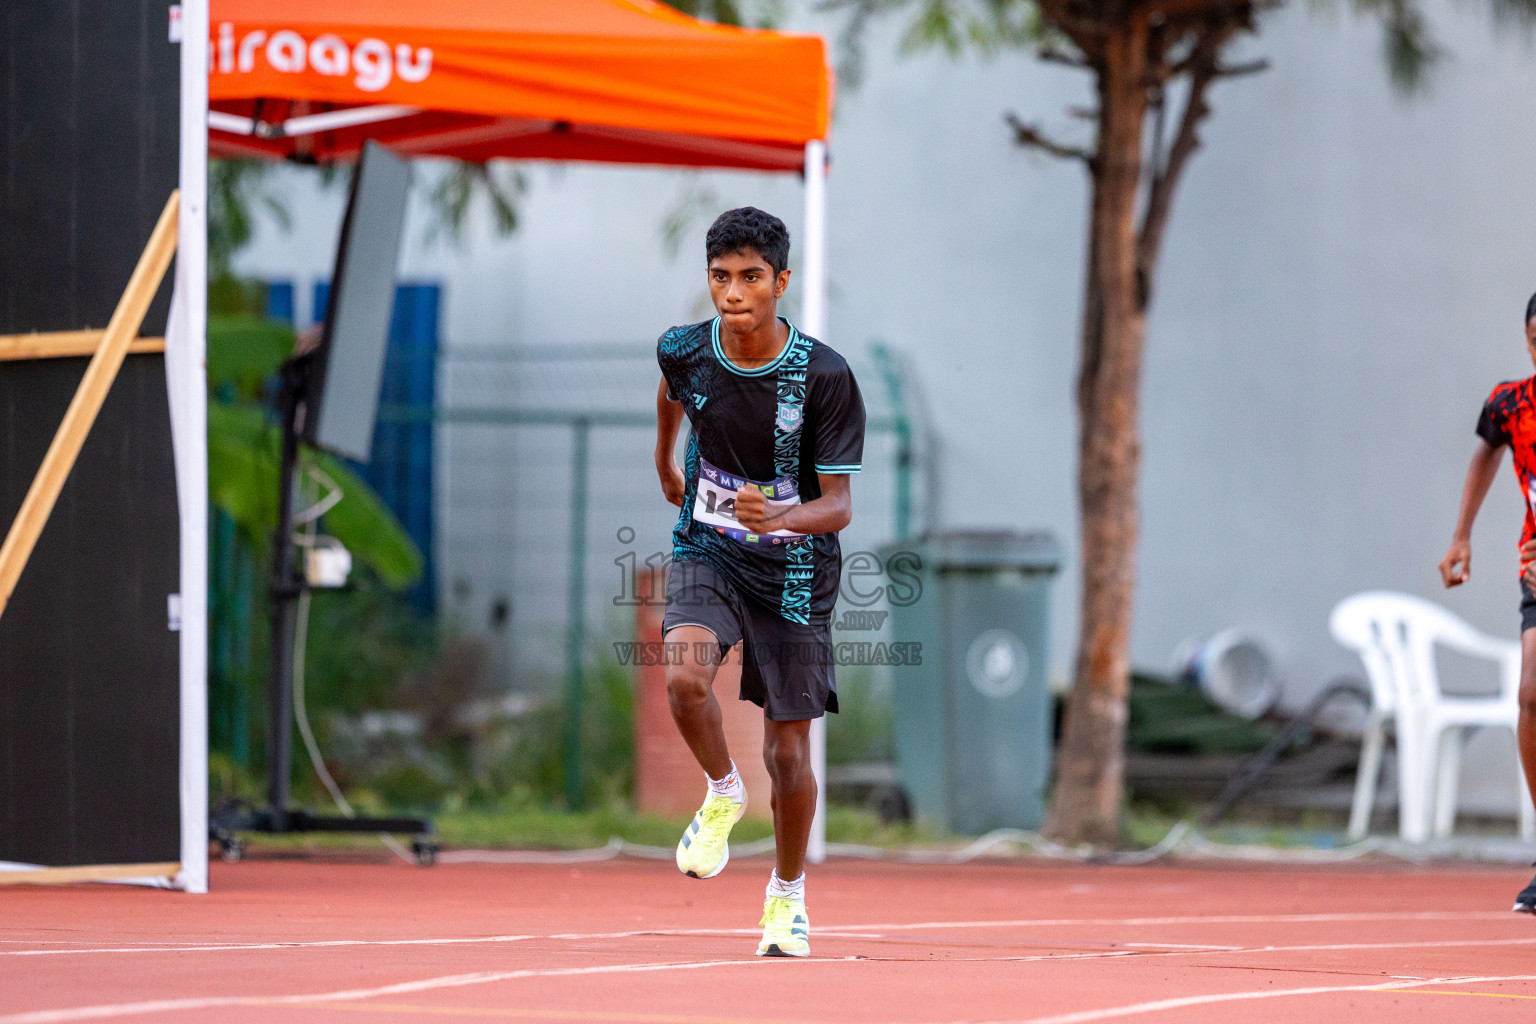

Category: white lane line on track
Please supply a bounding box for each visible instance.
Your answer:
[818,911,1512,933]
[1236,937,1536,954]
[0,930,773,957]
[853,936,1536,967]
[0,936,540,957]
[4,957,1535,1024]
[0,957,801,1024]
[968,973,1536,1024]
[1,910,1512,957]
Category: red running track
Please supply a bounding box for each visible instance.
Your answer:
[1,854,1534,1023]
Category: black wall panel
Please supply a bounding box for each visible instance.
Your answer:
[0,357,180,865]
[1,0,180,335]
[0,1,183,867]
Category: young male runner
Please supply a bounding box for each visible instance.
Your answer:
[654,207,865,956]
[1438,291,1536,914]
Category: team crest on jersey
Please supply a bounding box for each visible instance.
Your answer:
[775,402,802,434]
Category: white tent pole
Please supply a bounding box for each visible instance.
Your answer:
[802,140,828,341]
[173,0,210,895]
[802,138,828,865]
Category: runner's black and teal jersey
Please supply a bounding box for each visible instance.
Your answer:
[658,317,865,625]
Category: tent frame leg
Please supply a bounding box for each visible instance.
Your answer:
[802,139,829,865]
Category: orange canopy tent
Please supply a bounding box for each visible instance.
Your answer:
[205,0,833,172]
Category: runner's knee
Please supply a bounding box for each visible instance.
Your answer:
[763,730,810,784]
[1520,678,1536,720]
[666,662,714,710]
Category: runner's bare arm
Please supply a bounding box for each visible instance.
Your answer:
[656,376,687,507]
[1439,439,1503,587]
[736,473,851,536]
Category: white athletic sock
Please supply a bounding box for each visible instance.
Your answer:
[766,871,805,903]
[707,760,744,802]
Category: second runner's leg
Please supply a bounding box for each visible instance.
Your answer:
[1515,628,1536,913]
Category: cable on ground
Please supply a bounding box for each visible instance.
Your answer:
[292,472,417,866]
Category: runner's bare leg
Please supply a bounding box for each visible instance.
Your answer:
[763,718,816,880]
[1519,630,1536,813]
[664,624,732,781]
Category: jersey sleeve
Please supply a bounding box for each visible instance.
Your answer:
[1477,385,1515,449]
[812,359,866,475]
[657,329,680,402]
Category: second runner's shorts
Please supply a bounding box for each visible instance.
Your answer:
[661,559,839,721]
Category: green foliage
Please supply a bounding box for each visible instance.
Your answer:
[205,401,424,588]
[896,0,1045,57]
[825,668,894,765]
[305,587,441,717]
[833,0,1536,97]
[1345,0,1442,92]
[423,162,527,246]
[823,0,1048,86]
[471,650,638,809]
[432,802,775,850]
[202,310,427,780]
[1125,673,1275,755]
[208,160,290,278]
[202,312,426,590]
[207,276,274,318]
[661,0,786,28]
[311,455,425,589]
[206,314,294,398]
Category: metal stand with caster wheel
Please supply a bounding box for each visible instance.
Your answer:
[214,830,246,863]
[206,353,436,864]
[411,837,441,867]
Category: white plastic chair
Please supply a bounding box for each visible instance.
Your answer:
[1329,591,1535,843]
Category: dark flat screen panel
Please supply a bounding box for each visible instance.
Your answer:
[0,356,180,866]
[311,141,412,462]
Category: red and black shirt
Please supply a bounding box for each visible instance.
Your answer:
[1476,376,1536,570]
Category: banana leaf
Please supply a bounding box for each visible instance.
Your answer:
[208,401,423,589]
[207,314,295,399]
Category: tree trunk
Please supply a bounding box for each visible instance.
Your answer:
[1043,22,1151,847]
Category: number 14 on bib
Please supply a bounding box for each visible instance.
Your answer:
[692,457,807,544]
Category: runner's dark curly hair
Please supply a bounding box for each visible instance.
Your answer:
[1526,291,1536,324]
[705,207,790,277]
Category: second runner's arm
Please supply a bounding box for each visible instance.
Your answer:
[655,376,687,507]
[735,473,851,536]
[1439,439,1503,588]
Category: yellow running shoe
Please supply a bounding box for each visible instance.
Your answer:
[756,896,810,957]
[675,792,745,879]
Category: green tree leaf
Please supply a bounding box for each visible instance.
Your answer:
[207,314,295,399]
[207,401,424,589]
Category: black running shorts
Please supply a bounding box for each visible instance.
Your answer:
[661,560,839,721]
[1521,579,1536,634]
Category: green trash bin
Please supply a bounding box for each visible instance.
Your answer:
[878,530,1063,835]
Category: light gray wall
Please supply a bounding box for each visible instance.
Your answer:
[235,1,1536,808]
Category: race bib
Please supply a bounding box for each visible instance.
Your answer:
[692,457,807,545]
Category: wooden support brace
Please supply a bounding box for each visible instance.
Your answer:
[0,191,179,621]
[0,331,165,362]
[0,862,181,886]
